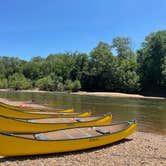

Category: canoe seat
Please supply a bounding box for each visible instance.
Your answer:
[35,134,49,140]
[96,128,110,135]
[27,119,36,123]
[75,118,86,122]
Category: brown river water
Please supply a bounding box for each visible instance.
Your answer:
[0,91,165,135]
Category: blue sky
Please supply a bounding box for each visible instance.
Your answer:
[0,0,165,60]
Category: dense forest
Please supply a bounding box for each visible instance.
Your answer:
[0,30,166,95]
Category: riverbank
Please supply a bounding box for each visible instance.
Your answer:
[0,131,165,166]
[0,89,165,100]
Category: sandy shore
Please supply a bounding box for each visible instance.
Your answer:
[0,89,165,100]
[71,91,166,100]
[0,132,165,166]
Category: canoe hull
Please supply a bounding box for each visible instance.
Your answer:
[0,114,112,133]
[0,122,136,157]
[0,102,74,113]
[0,107,91,119]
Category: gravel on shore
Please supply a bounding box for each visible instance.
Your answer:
[0,132,165,166]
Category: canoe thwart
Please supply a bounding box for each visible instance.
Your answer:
[96,128,111,135]
[35,134,49,140]
[75,118,86,122]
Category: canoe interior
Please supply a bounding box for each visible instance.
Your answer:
[11,122,130,141]
[26,111,77,115]
[23,116,100,124]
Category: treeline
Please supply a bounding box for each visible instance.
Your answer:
[0,30,166,94]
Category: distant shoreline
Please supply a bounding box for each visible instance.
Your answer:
[71,91,165,100]
[0,89,165,100]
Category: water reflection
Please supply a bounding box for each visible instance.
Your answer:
[0,91,165,135]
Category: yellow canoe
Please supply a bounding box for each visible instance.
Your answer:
[0,107,91,119]
[0,102,74,113]
[0,120,136,156]
[0,113,112,133]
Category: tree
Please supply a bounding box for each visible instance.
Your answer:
[161,57,166,86]
[23,61,43,81]
[111,37,140,92]
[46,53,75,82]
[0,78,8,89]
[114,58,140,92]
[70,53,89,80]
[1,30,165,94]
[64,80,81,92]
[72,80,81,92]
[31,56,44,62]
[8,73,32,90]
[86,42,115,91]
[137,30,166,89]
[0,57,25,78]
[112,37,133,59]
[35,75,55,91]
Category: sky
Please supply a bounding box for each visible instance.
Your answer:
[0,0,166,60]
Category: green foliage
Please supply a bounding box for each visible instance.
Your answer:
[112,37,133,59]
[8,73,32,90]
[83,40,140,92]
[115,59,140,92]
[45,53,75,81]
[23,62,43,81]
[90,42,113,74]
[0,30,166,94]
[138,30,166,89]
[0,57,25,78]
[70,53,89,81]
[72,80,81,92]
[64,80,81,92]
[84,42,115,91]
[161,57,166,86]
[35,76,55,91]
[0,78,8,89]
[57,82,64,92]
[64,80,73,91]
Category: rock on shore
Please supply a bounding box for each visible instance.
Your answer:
[0,132,165,166]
